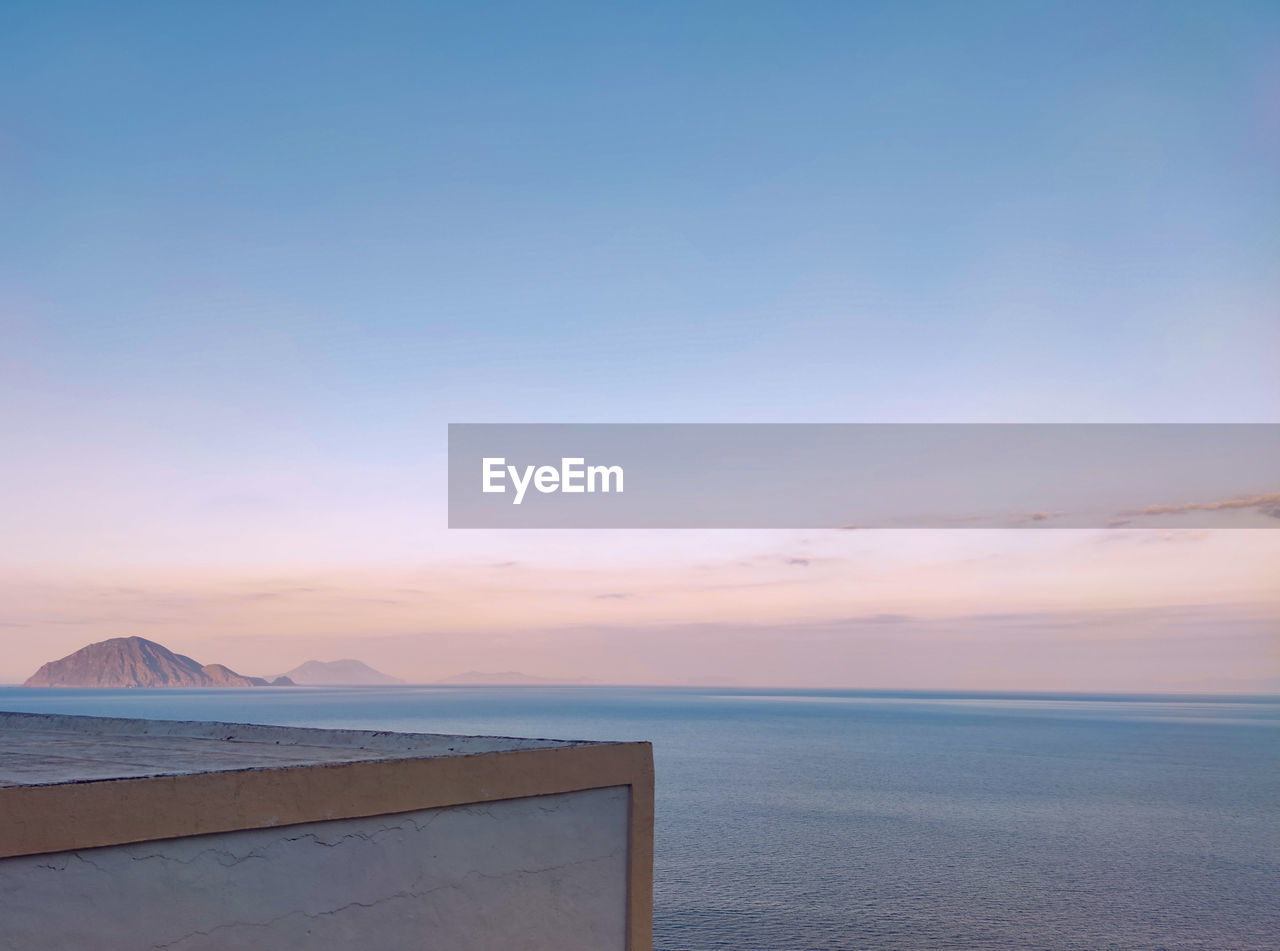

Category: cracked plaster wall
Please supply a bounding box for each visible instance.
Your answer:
[0,786,630,950]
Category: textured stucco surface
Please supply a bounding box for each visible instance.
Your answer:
[0,711,591,787]
[0,787,630,951]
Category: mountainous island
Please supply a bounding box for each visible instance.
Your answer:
[21,636,579,689]
[277,659,403,686]
[23,637,295,688]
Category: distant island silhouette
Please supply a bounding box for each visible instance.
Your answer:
[435,671,591,685]
[277,658,403,686]
[23,636,295,688]
[22,637,592,689]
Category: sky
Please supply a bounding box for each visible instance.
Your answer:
[2,1,1278,688]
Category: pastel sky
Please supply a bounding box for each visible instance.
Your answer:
[2,1,1277,688]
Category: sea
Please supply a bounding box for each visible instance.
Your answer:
[1,685,1276,951]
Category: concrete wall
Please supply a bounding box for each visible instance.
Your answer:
[0,787,630,951]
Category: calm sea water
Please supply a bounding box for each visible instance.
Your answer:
[2,686,1277,951]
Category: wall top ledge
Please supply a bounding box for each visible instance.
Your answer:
[0,710,609,788]
[0,710,654,868]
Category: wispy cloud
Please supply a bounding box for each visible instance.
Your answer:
[1020,511,1062,523]
[1097,530,1211,545]
[827,613,913,625]
[1123,491,1280,518]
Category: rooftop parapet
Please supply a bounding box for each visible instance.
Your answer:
[0,711,653,951]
